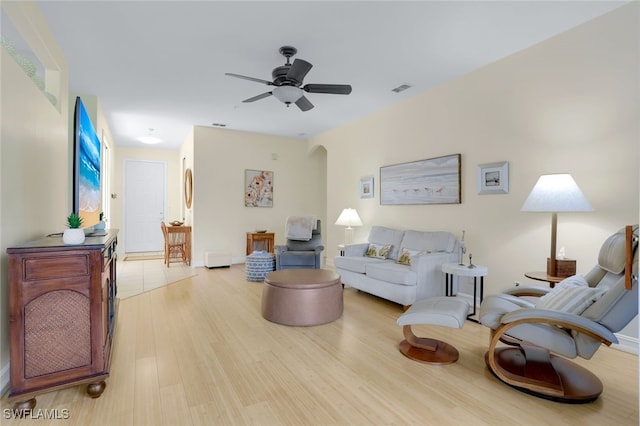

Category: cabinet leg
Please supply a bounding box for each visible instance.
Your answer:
[87,381,107,398]
[12,397,37,416]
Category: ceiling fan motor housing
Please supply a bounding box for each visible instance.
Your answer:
[272,65,295,86]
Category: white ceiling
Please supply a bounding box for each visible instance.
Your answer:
[35,1,626,149]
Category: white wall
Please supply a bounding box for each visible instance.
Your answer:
[312,4,638,345]
[0,2,69,392]
[191,127,326,266]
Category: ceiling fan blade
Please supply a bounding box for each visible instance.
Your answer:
[242,92,273,103]
[287,59,313,84]
[295,96,314,112]
[225,73,273,85]
[303,84,352,95]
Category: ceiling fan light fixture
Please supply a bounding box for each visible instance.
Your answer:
[272,86,303,104]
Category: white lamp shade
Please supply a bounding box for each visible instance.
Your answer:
[335,208,363,228]
[521,174,593,212]
[272,86,303,104]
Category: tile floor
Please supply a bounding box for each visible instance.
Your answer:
[117,255,197,299]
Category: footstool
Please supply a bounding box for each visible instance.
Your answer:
[246,251,275,282]
[397,297,469,365]
[262,269,343,326]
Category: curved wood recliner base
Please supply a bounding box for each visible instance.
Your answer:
[485,346,603,404]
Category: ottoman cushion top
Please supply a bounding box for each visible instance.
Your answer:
[397,296,469,329]
[265,269,340,289]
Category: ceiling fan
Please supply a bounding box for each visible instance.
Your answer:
[225,46,352,112]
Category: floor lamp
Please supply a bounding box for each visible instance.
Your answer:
[521,174,592,277]
[335,208,363,245]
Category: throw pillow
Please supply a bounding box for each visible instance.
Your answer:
[365,243,392,259]
[535,275,605,315]
[396,248,426,266]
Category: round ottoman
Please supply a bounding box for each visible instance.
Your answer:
[262,269,343,326]
[246,251,275,282]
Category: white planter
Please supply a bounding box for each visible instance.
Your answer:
[63,228,85,245]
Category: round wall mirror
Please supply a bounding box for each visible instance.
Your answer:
[184,168,193,208]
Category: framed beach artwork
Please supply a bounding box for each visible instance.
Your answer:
[360,176,374,199]
[245,169,273,207]
[477,161,509,194]
[380,154,461,205]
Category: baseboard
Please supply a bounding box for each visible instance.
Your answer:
[612,333,638,355]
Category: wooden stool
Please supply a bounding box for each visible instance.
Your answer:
[397,297,469,365]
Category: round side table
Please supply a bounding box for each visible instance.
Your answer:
[442,262,488,323]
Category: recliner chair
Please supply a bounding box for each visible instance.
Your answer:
[479,225,638,403]
[275,219,324,270]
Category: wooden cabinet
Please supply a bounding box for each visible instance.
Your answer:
[7,230,119,410]
[246,232,275,255]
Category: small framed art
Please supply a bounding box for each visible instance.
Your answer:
[245,169,273,207]
[360,176,374,199]
[477,161,509,195]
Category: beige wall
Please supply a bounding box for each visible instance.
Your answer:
[191,127,326,266]
[0,2,69,391]
[312,4,638,342]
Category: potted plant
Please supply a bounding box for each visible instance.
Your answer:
[63,213,85,244]
[95,212,106,230]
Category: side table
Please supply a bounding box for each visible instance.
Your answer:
[442,262,488,323]
[524,271,564,288]
[246,232,275,255]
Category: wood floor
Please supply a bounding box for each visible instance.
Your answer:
[2,265,638,425]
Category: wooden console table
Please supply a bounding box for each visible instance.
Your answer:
[7,230,119,411]
[246,232,275,255]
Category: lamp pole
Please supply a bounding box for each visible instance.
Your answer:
[549,212,557,277]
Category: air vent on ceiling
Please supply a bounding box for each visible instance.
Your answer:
[392,84,412,93]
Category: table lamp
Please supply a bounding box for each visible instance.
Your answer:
[335,208,363,245]
[521,173,592,277]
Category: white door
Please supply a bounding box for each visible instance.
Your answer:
[124,159,166,252]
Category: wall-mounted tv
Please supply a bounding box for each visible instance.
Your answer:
[73,96,101,228]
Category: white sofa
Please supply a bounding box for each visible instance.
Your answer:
[334,226,459,307]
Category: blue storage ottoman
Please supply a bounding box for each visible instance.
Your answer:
[246,251,275,282]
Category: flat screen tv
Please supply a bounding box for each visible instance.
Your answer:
[73,96,101,229]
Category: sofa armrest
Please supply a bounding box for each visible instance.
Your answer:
[343,242,369,257]
[410,251,458,299]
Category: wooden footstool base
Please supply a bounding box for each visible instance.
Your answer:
[397,297,469,365]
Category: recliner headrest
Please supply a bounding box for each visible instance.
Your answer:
[598,225,639,274]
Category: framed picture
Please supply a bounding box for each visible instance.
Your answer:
[360,175,374,199]
[380,154,461,205]
[477,161,509,194]
[245,169,273,207]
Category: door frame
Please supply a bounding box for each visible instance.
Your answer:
[122,158,168,253]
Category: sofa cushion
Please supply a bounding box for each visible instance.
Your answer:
[396,248,427,266]
[400,230,456,253]
[368,226,405,260]
[365,243,392,259]
[334,255,385,274]
[366,261,417,286]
